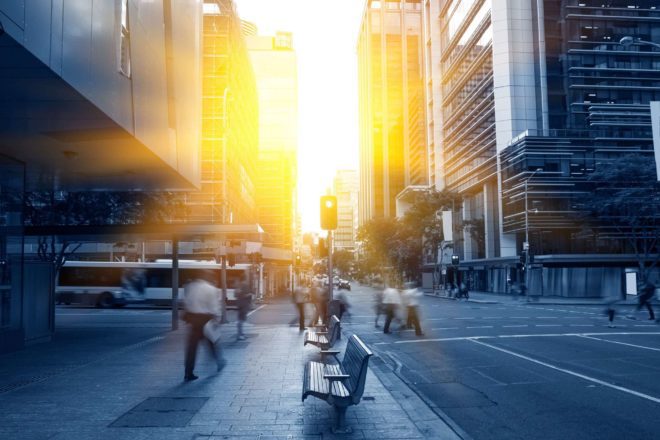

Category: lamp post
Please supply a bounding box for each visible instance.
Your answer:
[523,168,543,293]
[219,87,231,323]
[619,36,660,50]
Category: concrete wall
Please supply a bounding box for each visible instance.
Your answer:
[0,0,202,188]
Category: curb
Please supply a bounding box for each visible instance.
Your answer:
[367,346,472,440]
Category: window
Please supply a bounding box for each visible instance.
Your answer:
[118,0,131,78]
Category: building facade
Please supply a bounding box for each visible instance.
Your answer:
[424,0,660,297]
[246,31,298,251]
[186,0,259,225]
[0,0,204,351]
[333,170,359,251]
[358,0,429,225]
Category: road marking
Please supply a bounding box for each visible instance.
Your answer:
[511,316,529,319]
[468,338,660,404]
[431,327,459,330]
[503,325,528,328]
[536,324,561,327]
[393,331,660,344]
[576,335,660,352]
[247,305,266,317]
[455,317,475,320]
[537,316,558,319]
[570,324,595,327]
[634,325,657,327]
[467,326,493,329]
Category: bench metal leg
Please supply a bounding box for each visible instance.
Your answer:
[332,405,351,434]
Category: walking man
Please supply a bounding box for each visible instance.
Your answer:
[403,282,424,336]
[383,284,401,334]
[293,282,307,331]
[374,288,384,328]
[235,275,252,340]
[183,270,224,381]
[637,279,656,321]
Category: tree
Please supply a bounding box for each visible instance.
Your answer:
[356,189,462,284]
[332,249,354,277]
[24,190,187,273]
[577,154,660,281]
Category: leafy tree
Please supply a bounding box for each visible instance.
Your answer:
[24,190,187,273]
[357,189,462,284]
[332,249,354,277]
[577,154,660,281]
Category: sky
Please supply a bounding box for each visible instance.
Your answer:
[235,0,365,232]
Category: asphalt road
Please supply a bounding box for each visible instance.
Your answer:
[53,287,660,440]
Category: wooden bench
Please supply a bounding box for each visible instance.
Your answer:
[302,334,373,433]
[304,315,340,356]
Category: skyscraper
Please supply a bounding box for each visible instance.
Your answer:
[186,0,259,225]
[333,170,359,251]
[358,0,429,225]
[424,0,660,296]
[246,31,298,250]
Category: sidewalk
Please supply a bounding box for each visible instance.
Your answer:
[0,320,463,440]
[425,290,643,306]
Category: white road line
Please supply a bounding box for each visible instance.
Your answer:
[247,305,266,317]
[535,324,561,327]
[570,324,595,327]
[634,325,657,327]
[576,335,660,352]
[431,327,459,330]
[468,338,660,404]
[467,326,493,329]
[393,331,660,344]
[503,325,528,328]
[511,317,529,319]
[455,317,475,320]
[537,317,559,319]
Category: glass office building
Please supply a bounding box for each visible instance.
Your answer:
[425,0,660,296]
[358,0,429,224]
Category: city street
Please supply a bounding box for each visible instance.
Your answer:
[338,284,660,440]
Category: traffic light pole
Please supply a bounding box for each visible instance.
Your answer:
[327,230,333,301]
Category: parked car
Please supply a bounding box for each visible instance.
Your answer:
[338,279,351,291]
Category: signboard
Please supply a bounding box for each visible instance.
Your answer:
[651,101,660,181]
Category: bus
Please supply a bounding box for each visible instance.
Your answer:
[56,260,251,308]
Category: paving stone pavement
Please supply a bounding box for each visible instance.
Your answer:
[0,322,463,440]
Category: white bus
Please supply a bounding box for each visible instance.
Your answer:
[56,260,251,308]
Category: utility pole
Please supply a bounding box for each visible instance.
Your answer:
[327,231,333,301]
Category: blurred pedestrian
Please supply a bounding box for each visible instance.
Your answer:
[183,270,224,381]
[335,288,351,320]
[383,284,401,334]
[374,288,385,328]
[293,282,307,331]
[308,281,328,327]
[636,280,656,321]
[403,282,424,336]
[235,275,252,340]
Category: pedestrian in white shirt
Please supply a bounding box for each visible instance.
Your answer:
[403,282,424,336]
[183,271,224,381]
[383,285,401,334]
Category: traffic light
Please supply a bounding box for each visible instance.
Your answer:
[451,255,460,266]
[318,238,328,258]
[295,254,301,266]
[519,250,527,264]
[227,253,236,267]
[320,195,338,230]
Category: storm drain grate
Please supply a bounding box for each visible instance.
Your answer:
[110,397,209,427]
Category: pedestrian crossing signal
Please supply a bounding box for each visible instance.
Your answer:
[320,196,338,230]
[451,255,459,265]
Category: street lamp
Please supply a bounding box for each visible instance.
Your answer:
[523,168,543,294]
[619,36,660,50]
